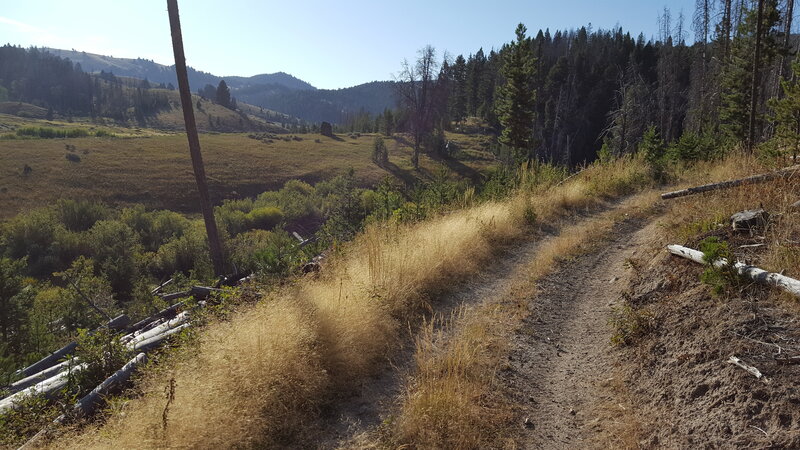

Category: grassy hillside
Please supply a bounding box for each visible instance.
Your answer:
[0,127,496,219]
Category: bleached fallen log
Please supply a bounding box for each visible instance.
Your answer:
[5,359,78,397]
[13,342,78,380]
[661,165,800,200]
[159,285,222,302]
[72,353,146,417]
[728,355,764,379]
[18,354,147,450]
[12,314,129,381]
[150,278,174,295]
[126,301,183,334]
[0,362,87,413]
[130,323,191,352]
[667,244,800,297]
[125,312,189,349]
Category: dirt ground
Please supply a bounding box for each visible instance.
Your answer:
[499,217,654,449]
[616,230,800,449]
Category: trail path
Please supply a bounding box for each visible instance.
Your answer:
[500,217,654,448]
[314,202,654,449]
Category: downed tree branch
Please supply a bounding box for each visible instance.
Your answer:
[667,245,800,297]
[661,165,800,200]
[728,355,764,379]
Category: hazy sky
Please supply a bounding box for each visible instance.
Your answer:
[2,0,696,89]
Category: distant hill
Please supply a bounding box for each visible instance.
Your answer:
[42,48,397,124]
[41,48,316,92]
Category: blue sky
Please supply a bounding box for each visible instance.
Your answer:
[2,0,696,89]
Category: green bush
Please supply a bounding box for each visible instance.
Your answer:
[1,209,61,277]
[121,206,191,252]
[246,207,285,230]
[699,237,739,295]
[56,199,109,232]
[88,220,141,299]
[153,227,212,279]
[666,131,720,162]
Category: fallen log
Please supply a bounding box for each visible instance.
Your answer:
[17,354,147,450]
[0,362,87,413]
[667,244,800,297]
[5,359,77,397]
[72,352,146,418]
[12,342,78,380]
[130,322,191,352]
[125,312,189,349]
[150,278,174,295]
[661,165,800,200]
[126,301,183,334]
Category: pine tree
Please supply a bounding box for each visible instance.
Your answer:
[215,79,231,109]
[719,0,781,143]
[769,56,800,160]
[496,23,537,157]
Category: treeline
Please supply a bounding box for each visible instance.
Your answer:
[345,0,798,167]
[0,45,172,122]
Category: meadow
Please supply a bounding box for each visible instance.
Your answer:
[0,117,496,220]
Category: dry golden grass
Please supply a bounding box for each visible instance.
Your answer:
[53,155,655,449]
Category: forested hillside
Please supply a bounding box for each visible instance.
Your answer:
[349,0,798,167]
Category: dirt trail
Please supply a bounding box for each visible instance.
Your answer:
[313,202,653,449]
[314,215,573,448]
[500,217,653,448]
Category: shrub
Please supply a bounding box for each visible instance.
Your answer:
[699,237,739,295]
[666,131,720,162]
[88,220,141,299]
[56,199,109,232]
[215,198,254,236]
[2,209,61,277]
[246,207,285,230]
[610,303,654,346]
[121,206,191,252]
[153,227,212,279]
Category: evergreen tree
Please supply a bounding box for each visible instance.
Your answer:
[768,55,800,160]
[215,79,231,108]
[496,24,537,156]
[719,0,781,143]
[450,55,468,123]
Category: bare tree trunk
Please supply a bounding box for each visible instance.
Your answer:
[748,0,766,151]
[723,0,733,60]
[166,0,225,275]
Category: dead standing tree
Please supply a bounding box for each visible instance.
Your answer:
[167,0,225,275]
[396,45,439,170]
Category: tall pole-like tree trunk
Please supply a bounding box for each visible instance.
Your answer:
[782,0,795,78]
[748,0,766,151]
[723,0,733,60]
[166,0,225,276]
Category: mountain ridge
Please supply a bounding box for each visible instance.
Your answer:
[40,47,396,123]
